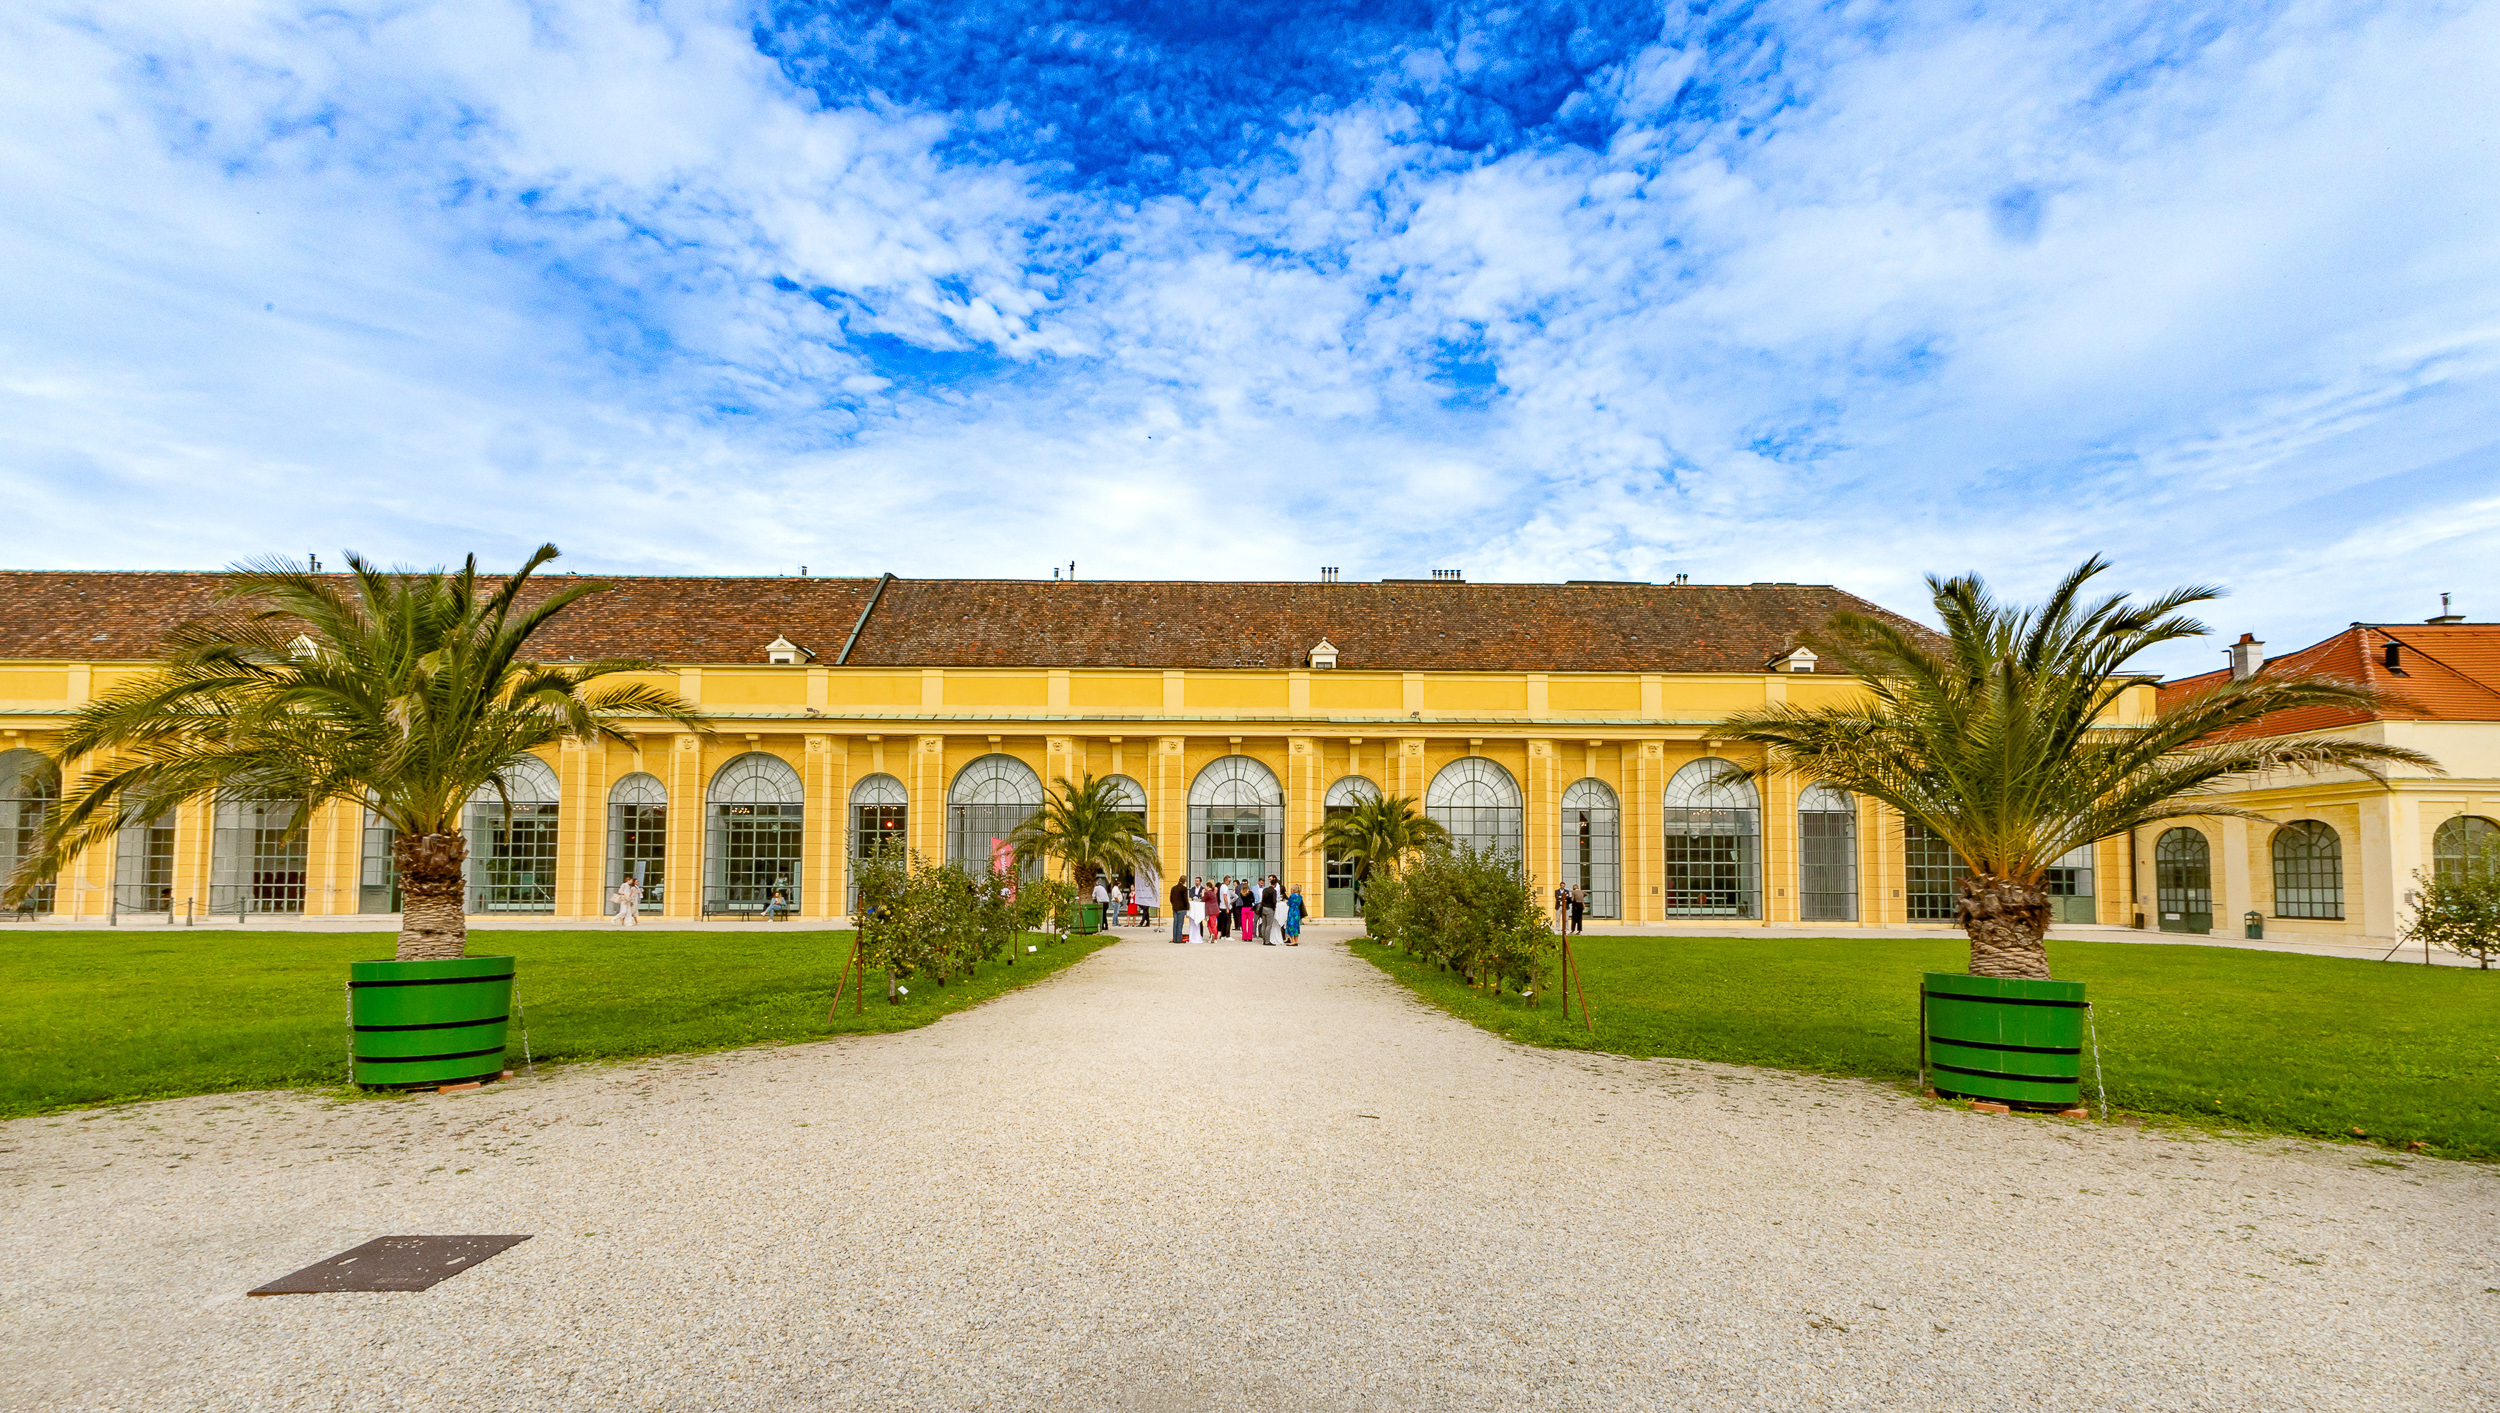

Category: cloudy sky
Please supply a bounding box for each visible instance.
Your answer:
[4,0,2495,675]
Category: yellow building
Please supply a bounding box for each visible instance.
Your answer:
[2141,618,2500,944]
[0,571,2152,927]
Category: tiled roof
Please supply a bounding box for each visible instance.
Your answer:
[0,571,1917,674]
[2159,623,2500,736]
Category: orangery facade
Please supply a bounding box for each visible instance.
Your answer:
[0,571,2155,926]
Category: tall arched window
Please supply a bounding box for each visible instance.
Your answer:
[1426,758,1522,857]
[1561,778,1620,918]
[1098,775,1149,885]
[1321,775,1380,913]
[2433,815,2500,882]
[466,754,560,914]
[113,807,177,914]
[1902,818,1965,922]
[709,752,803,914]
[1663,759,1758,918]
[607,772,667,914]
[359,798,398,913]
[948,754,1044,874]
[848,772,907,908]
[2154,827,2211,933]
[0,749,57,915]
[1797,783,1855,922]
[1189,756,1284,882]
[2271,820,2344,919]
[212,794,306,915]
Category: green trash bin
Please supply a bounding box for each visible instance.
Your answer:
[350,955,515,1088]
[2244,911,2264,940]
[1074,903,1105,934]
[1922,972,2086,1110]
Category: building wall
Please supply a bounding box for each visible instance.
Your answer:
[4,661,2189,926]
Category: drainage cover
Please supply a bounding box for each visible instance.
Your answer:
[248,1235,531,1295]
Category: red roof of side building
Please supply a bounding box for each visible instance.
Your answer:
[2159,623,2500,738]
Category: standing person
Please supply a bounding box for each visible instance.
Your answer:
[1170,875,1191,943]
[1217,879,1234,939]
[1238,881,1255,942]
[612,872,642,928]
[1570,885,1586,934]
[1200,879,1219,942]
[1092,876,1112,928]
[1255,876,1277,945]
[1284,882,1304,945]
[1554,883,1570,932]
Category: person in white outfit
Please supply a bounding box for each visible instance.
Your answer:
[1187,880,1208,943]
[612,874,642,927]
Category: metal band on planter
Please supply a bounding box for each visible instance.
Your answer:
[349,956,516,1087]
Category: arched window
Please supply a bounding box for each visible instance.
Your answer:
[1663,759,1758,918]
[1426,758,1522,857]
[1189,756,1284,883]
[1797,783,1855,922]
[466,754,560,914]
[1902,818,1965,922]
[2433,815,2500,883]
[2154,827,2211,933]
[113,807,177,915]
[948,754,1044,874]
[846,772,907,909]
[212,794,306,916]
[2271,820,2343,919]
[607,772,667,914]
[1320,776,1380,912]
[708,752,803,915]
[1,749,60,915]
[1561,778,1620,919]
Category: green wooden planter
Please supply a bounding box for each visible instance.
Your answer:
[1073,903,1105,934]
[350,955,515,1088]
[1921,972,2086,1109]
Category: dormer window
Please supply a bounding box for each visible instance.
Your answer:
[1772,647,1818,674]
[765,635,812,666]
[1309,638,1340,670]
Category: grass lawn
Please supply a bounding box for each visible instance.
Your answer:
[1352,935,2500,1160]
[0,927,1110,1118]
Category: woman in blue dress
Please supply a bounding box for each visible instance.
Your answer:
[1283,884,1305,945]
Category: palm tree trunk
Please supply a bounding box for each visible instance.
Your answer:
[394,831,470,962]
[1958,873,2052,979]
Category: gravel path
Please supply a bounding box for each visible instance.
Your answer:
[5,935,2494,1411]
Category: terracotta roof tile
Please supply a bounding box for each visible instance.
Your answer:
[0,572,1919,675]
[2159,622,2500,736]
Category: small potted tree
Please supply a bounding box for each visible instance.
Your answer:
[4,548,704,1087]
[1007,774,1160,933]
[1720,557,2433,1109]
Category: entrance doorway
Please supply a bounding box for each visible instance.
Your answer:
[2155,827,2212,933]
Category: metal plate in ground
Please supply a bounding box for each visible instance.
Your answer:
[248,1235,531,1295]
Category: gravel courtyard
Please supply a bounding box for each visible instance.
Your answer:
[4,934,2494,1412]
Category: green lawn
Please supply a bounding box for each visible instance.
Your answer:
[1352,936,2500,1160]
[0,927,1110,1118]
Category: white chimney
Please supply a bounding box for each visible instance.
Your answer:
[2229,633,2263,682]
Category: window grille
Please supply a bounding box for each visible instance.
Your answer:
[2433,815,2500,883]
[0,749,56,915]
[607,772,668,914]
[1189,756,1284,883]
[211,795,306,915]
[1662,760,1758,918]
[2045,843,2095,897]
[1318,777,1379,902]
[947,754,1044,877]
[708,752,803,914]
[1797,783,1855,922]
[360,806,399,913]
[113,809,177,913]
[2271,820,2343,919]
[465,755,559,914]
[1560,778,1621,918]
[1902,818,1965,921]
[2154,828,2210,923]
[1425,758,1522,859]
[849,772,907,907]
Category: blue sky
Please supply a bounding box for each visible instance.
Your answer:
[4,0,2496,676]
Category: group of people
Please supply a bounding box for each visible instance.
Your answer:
[1552,883,1590,934]
[1166,875,1303,946]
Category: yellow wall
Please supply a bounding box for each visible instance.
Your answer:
[6,658,2370,930]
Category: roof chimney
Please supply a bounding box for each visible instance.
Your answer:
[2428,592,2464,624]
[2229,633,2263,682]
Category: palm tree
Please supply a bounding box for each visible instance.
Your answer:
[1007,773,1161,897]
[3,547,704,961]
[1717,557,2435,980]
[1303,792,1447,906]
